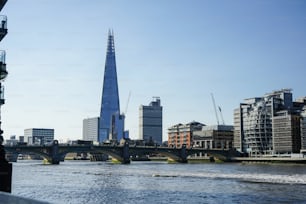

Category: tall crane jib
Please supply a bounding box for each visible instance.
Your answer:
[218,106,225,125]
[123,91,131,117]
[211,93,225,125]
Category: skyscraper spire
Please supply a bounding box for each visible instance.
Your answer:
[107,29,115,54]
[99,30,122,142]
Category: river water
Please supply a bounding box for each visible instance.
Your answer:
[11,160,306,204]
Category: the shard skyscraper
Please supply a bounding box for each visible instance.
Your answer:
[99,30,124,142]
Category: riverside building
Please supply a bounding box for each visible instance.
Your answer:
[24,128,54,145]
[168,121,205,148]
[193,125,234,149]
[99,30,125,142]
[82,117,99,142]
[299,97,306,151]
[234,89,306,157]
[139,97,163,145]
[0,0,8,141]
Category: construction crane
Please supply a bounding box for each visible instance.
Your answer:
[211,93,225,125]
[123,91,131,116]
[211,93,220,125]
[218,106,225,125]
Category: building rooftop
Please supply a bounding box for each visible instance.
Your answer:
[201,125,234,131]
[168,121,205,130]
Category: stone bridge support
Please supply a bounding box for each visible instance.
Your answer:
[46,140,60,164]
[4,140,239,165]
[121,141,130,164]
[179,145,188,163]
[167,145,188,163]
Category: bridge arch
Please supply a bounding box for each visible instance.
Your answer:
[129,146,188,163]
[5,141,241,164]
[5,148,54,163]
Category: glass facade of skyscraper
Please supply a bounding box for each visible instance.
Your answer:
[99,31,123,142]
[139,97,163,145]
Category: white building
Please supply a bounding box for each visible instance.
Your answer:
[24,128,54,145]
[234,89,304,157]
[83,117,99,142]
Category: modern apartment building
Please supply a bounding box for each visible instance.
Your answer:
[83,117,99,142]
[193,125,234,149]
[139,97,163,145]
[0,0,8,141]
[168,121,204,148]
[273,111,301,153]
[234,89,305,157]
[24,128,54,145]
[299,98,306,150]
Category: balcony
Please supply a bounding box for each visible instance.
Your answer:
[0,50,7,80]
[0,0,7,12]
[0,15,7,41]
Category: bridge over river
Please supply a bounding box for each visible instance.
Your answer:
[4,140,241,164]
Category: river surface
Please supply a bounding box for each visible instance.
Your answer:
[11,160,306,204]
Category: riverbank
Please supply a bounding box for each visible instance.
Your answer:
[230,157,306,164]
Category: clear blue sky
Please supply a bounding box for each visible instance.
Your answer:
[1,0,306,142]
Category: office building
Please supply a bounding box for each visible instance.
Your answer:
[273,111,301,154]
[301,117,306,150]
[24,128,54,145]
[168,121,204,148]
[193,125,234,149]
[109,113,126,141]
[99,30,124,142]
[83,117,99,142]
[4,135,18,146]
[0,0,8,140]
[299,98,306,150]
[19,136,24,143]
[234,89,305,157]
[139,97,163,145]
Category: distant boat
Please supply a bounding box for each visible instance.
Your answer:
[17,154,23,160]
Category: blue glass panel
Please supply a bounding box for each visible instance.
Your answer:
[99,31,122,142]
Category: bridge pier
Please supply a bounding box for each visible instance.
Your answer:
[121,141,130,164]
[46,140,60,164]
[179,145,188,163]
[47,157,60,164]
[166,145,188,163]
